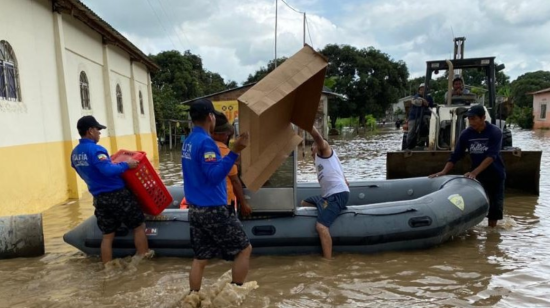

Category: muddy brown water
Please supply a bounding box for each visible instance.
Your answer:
[1,127,549,307]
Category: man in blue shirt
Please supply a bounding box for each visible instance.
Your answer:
[430,105,506,227]
[71,115,151,264]
[182,99,251,293]
[407,83,434,149]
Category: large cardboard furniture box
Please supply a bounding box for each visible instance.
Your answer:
[238,44,328,191]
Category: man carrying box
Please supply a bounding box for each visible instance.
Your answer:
[182,99,252,293]
[71,115,151,264]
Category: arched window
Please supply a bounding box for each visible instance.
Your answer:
[0,40,20,101]
[139,91,144,114]
[80,71,90,109]
[116,84,123,113]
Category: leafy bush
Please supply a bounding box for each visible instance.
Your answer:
[365,114,377,130]
[335,117,359,130]
[335,115,377,131]
[508,106,534,129]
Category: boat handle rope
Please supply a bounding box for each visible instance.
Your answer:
[295,208,417,217]
[146,208,419,222]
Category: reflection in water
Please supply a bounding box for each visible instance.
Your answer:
[0,127,549,307]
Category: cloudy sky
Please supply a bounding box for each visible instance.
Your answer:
[82,0,550,84]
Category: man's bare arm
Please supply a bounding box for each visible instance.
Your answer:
[310,126,331,157]
[230,175,251,216]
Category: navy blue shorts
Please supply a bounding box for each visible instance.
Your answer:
[304,191,349,227]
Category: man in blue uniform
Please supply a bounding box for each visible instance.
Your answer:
[182,99,251,293]
[430,105,506,227]
[71,115,150,264]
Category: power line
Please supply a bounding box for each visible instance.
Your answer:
[280,0,305,14]
[278,0,310,46]
[145,0,179,50]
[156,0,192,48]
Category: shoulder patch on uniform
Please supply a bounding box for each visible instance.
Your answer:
[204,151,217,162]
[97,154,108,161]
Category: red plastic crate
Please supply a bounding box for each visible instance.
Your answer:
[111,150,173,216]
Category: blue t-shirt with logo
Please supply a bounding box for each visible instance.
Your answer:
[71,139,129,196]
[449,122,506,180]
[181,126,238,206]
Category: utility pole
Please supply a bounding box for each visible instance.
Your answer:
[274,0,278,68]
[303,13,306,46]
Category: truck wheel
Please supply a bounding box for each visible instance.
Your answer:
[502,128,512,148]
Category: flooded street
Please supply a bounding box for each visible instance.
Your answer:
[1,127,550,307]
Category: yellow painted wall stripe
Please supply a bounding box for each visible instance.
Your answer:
[0,133,158,217]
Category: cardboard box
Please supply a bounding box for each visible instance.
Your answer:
[237,44,328,191]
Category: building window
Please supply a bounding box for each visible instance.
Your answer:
[0,40,20,101]
[541,104,547,120]
[139,91,144,114]
[116,84,123,113]
[80,71,90,110]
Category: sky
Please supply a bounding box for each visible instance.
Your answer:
[81,0,550,84]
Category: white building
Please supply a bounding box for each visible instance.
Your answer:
[0,0,159,216]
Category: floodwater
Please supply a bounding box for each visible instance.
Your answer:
[1,126,549,307]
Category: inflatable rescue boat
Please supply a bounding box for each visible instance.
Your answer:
[64,175,489,257]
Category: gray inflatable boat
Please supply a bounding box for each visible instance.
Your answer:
[63,175,489,258]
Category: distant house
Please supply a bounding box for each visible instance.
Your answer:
[391,95,414,121]
[530,87,550,129]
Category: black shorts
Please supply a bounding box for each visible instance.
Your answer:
[189,205,250,261]
[478,178,505,221]
[93,188,145,234]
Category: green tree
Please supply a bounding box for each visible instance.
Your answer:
[225,80,238,89]
[149,50,231,133]
[244,57,288,84]
[320,44,409,127]
[510,71,550,108]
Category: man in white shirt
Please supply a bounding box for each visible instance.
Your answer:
[301,126,350,259]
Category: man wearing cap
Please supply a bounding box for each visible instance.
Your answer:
[71,116,151,264]
[182,99,251,293]
[211,112,252,217]
[407,83,434,149]
[429,105,506,227]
